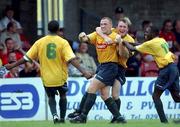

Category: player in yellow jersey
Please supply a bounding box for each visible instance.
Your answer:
[123,26,180,123]
[4,20,92,124]
[95,19,134,123]
[69,17,126,124]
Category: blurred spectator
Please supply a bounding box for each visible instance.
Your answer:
[173,19,180,50]
[174,52,180,72]
[76,42,97,73]
[0,5,22,33]
[57,27,79,52]
[0,43,8,65]
[19,62,38,77]
[0,59,2,66]
[19,33,31,51]
[0,38,23,68]
[4,61,19,78]
[57,27,65,38]
[139,54,158,77]
[159,19,179,52]
[136,20,153,42]
[69,42,97,77]
[8,51,17,62]
[4,38,23,60]
[113,7,132,27]
[0,22,22,47]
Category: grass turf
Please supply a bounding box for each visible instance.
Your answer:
[0,120,179,127]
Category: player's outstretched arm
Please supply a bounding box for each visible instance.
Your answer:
[4,57,26,70]
[69,57,93,79]
[122,41,137,52]
[96,27,113,44]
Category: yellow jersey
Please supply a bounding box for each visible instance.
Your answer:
[135,37,174,68]
[111,28,135,68]
[87,32,119,63]
[26,35,76,87]
[119,34,135,68]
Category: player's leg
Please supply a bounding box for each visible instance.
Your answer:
[153,64,171,123]
[112,79,121,110]
[70,62,119,123]
[152,87,168,123]
[169,83,180,124]
[111,79,122,123]
[67,92,88,119]
[44,87,59,124]
[169,86,180,102]
[169,66,180,102]
[58,83,68,123]
[100,86,126,123]
[70,78,104,123]
[112,65,126,111]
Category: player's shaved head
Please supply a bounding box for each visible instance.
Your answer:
[101,17,112,25]
[48,20,59,33]
[100,17,112,34]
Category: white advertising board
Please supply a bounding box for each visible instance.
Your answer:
[0,78,46,121]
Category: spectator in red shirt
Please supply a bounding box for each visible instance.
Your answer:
[159,19,179,52]
[4,61,19,78]
[5,38,23,60]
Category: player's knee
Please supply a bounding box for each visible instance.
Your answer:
[112,95,119,100]
[100,93,109,101]
[87,85,97,93]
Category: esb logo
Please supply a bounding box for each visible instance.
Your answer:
[0,84,39,118]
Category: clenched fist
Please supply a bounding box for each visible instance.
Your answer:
[115,34,122,44]
[78,32,89,42]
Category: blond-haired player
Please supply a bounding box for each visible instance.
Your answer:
[96,19,135,123]
[69,17,126,124]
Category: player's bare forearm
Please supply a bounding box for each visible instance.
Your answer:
[5,58,26,70]
[96,27,107,38]
[96,27,113,44]
[69,57,92,79]
[123,41,136,51]
[131,42,141,46]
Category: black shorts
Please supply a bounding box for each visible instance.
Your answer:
[44,83,68,97]
[116,64,126,85]
[95,62,118,86]
[155,63,179,92]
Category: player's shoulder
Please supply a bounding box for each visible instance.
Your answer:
[109,30,118,37]
[149,37,165,44]
[88,31,97,36]
[111,28,118,33]
[123,34,135,43]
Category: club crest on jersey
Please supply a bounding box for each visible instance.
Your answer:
[97,42,107,49]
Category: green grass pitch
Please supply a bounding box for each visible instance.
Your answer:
[0,120,179,127]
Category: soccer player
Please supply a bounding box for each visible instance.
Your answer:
[68,19,132,123]
[123,26,180,123]
[69,17,126,124]
[4,20,92,124]
[96,19,135,123]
